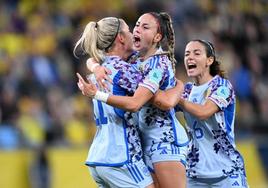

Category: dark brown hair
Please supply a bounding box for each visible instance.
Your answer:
[194,39,226,78]
[149,12,176,73]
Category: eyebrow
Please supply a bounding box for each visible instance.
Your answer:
[136,21,150,27]
[185,49,202,53]
[142,23,150,27]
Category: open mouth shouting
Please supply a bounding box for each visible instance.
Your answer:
[186,63,197,75]
[187,64,197,70]
[133,35,141,48]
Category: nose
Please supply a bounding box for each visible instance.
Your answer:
[186,53,194,60]
[133,26,140,34]
[185,54,194,63]
[187,55,193,60]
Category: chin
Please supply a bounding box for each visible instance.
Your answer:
[133,46,141,51]
[187,72,197,78]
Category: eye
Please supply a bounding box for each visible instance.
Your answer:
[143,26,149,29]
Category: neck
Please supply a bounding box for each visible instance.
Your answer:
[139,46,158,61]
[193,71,213,86]
[107,45,131,61]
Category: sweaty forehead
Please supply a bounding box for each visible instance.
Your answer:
[137,14,158,26]
[186,41,205,51]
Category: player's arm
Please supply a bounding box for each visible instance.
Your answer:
[77,73,153,112]
[178,99,219,120]
[108,86,154,112]
[151,79,184,110]
[180,83,233,120]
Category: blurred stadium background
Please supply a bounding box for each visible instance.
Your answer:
[0,0,267,187]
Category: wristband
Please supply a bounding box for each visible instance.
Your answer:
[94,91,109,103]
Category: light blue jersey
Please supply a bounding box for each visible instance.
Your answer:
[86,56,154,187]
[136,49,189,169]
[182,75,247,182]
[86,56,144,167]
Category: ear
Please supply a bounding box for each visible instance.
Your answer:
[153,33,162,43]
[117,33,124,44]
[206,57,214,67]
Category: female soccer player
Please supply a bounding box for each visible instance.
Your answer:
[181,40,248,187]
[77,12,189,188]
[74,17,155,188]
[154,39,249,188]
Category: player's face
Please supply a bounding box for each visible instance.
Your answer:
[120,20,134,53]
[133,13,161,57]
[184,41,212,78]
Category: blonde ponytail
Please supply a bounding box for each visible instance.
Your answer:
[73,17,121,63]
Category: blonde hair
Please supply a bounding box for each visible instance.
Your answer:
[74,17,121,63]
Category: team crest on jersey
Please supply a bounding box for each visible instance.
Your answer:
[216,86,230,99]
[139,64,145,72]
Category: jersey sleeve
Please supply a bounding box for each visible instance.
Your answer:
[208,80,234,110]
[138,56,164,94]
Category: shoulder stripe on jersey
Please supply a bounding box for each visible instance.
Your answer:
[216,76,221,85]
[150,56,156,68]
[148,55,160,69]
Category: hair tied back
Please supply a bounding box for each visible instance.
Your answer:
[95,22,98,31]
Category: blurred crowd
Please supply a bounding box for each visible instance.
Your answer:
[0,0,268,150]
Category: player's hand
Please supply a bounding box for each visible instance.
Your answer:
[76,72,98,97]
[94,66,112,91]
[86,58,112,91]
